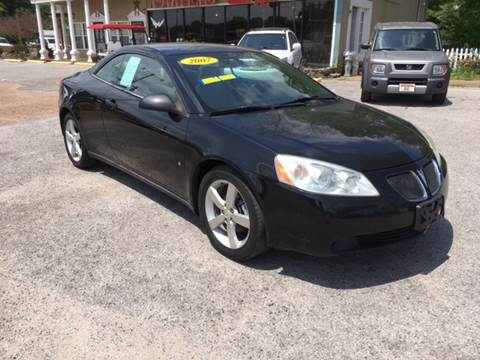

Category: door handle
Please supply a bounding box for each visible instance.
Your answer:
[105,99,117,110]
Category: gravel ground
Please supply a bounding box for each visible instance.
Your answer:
[1,62,480,359]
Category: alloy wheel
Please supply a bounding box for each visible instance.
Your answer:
[65,118,82,162]
[204,179,250,250]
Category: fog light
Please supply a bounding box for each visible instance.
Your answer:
[372,81,378,87]
[436,82,443,88]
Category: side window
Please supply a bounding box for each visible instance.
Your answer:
[288,32,298,48]
[95,55,126,84]
[118,54,177,100]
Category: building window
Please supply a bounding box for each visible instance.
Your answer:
[131,20,147,44]
[303,0,334,66]
[74,22,87,49]
[226,5,248,43]
[249,3,275,29]
[205,6,225,43]
[149,10,167,42]
[185,7,203,42]
[277,1,303,40]
[166,9,184,41]
[111,21,131,45]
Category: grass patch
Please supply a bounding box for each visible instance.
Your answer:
[451,70,480,81]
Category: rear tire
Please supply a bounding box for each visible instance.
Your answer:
[361,89,372,102]
[62,114,96,169]
[198,166,268,261]
[432,92,447,105]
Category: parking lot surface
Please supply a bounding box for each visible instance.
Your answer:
[1,61,479,359]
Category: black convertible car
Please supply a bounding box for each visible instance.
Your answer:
[59,44,448,261]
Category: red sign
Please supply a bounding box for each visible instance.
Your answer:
[150,0,275,8]
[150,0,215,9]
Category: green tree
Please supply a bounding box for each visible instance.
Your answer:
[427,0,480,47]
[0,0,33,16]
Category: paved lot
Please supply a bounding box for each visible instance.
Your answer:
[1,61,479,359]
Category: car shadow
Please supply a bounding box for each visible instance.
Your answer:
[370,94,453,107]
[90,164,202,229]
[90,164,453,290]
[245,219,453,289]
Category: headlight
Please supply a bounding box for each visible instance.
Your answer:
[371,63,386,75]
[432,64,448,76]
[417,127,442,166]
[274,155,379,196]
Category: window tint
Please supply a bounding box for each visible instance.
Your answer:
[118,54,177,100]
[96,54,127,84]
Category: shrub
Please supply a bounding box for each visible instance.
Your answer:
[1,43,30,60]
[456,59,480,74]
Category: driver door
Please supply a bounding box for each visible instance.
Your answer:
[97,53,188,198]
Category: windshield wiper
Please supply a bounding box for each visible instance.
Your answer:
[274,96,337,108]
[375,48,402,51]
[404,47,431,51]
[210,105,272,116]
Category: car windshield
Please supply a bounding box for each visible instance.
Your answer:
[374,29,441,51]
[47,39,55,44]
[238,33,287,50]
[0,38,8,44]
[172,51,334,114]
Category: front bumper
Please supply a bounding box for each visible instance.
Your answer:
[260,156,448,256]
[366,75,450,95]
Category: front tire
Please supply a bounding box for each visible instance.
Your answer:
[62,114,96,169]
[432,92,447,105]
[198,167,268,261]
[361,89,372,102]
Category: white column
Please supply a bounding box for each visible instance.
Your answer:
[103,0,111,44]
[84,0,96,62]
[66,0,79,62]
[59,5,69,59]
[35,3,48,60]
[50,2,64,60]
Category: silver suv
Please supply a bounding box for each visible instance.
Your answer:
[361,22,450,104]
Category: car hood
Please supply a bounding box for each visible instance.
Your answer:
[213,99,431,172]
[371,50,448,62]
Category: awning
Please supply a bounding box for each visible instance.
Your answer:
[87,24,146,31]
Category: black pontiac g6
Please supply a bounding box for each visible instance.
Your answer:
[59,44,448,261]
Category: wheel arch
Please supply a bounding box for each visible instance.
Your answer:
[190,156,264,214]
[59,106,71,131]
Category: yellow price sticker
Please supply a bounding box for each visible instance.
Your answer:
[201,74,238,85]
[180,57,219,66]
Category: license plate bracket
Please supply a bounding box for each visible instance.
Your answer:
[414,196,444,232]
[399,83,416,93]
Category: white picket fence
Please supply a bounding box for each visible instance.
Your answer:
[443,48,480,69]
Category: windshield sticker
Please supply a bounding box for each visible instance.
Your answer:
[119,56,141,88]
[181,56,219,66]
[200,74,237,85]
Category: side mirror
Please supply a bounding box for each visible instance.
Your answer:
[361,43,371,50]
[292,42,302,51]
[139,95,181,117]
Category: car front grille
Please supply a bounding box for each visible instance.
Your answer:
[356,226,418,244]
[387,160,443,201]
[394,64,425,71]
[387,171,428,201]
[388,78,428,86]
